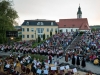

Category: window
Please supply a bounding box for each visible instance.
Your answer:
[31,35,34,38]
[41,35,43,38]
[37,22,41,25]
[26,22,29,25]
[47,35,49,38]
[41,22,44,25]
[37,28,44,33]
[55,28,58,31]
[27,28,29,32]
[51,28,53,32]
[22,28,25,31]
[47,28,49,32]
[76,29,78,32]
[27,35,29,38]
[38,34,43,38]
[22,35,25,38]
[71,29,73,32]
[66,29,68,32]
[64,25,66,27]
[31,28,34,32]
[51,22,53,25]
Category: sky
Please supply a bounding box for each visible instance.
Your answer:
[12,0,100,26]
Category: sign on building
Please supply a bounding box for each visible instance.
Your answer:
[6,31,18,37]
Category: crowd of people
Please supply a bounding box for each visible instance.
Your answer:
[0,32,78,58]
[0,53,95,75]
[0,32,79,75]
[65,31,100,67]
[0,31,100,75]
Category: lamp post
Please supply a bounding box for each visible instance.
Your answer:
[10,37,14,54]
[35,30,36,42]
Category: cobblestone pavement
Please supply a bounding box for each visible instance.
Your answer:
[52,56,100,74]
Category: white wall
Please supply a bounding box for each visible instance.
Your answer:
[79,30,91,32]
[59,28,79,32]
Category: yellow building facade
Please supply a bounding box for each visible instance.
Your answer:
[21,19,58,41]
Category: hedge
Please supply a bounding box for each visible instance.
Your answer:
[25,54,48,62]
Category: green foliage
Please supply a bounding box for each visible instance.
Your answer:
[50,31,52,36]
[0,0,18,44]
[32,43,39,48]
[55,30,57,34]
[79,31,84,36]
[91,28,96,31]
[26,54,48,62]
[38,36,41,43]
[43,34,45,40]
[60,30,62,32]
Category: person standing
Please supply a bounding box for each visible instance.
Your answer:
[76,56,80,67]
[65,53,68,62]
[31,63,36,75]
[81,56,86,68]
[72,54,75,65]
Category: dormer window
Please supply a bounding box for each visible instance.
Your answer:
[37,22,41,25]
[41,22,44,25]
[72,24,75,26]
[64,25,66,26]
[26,22,29,25]
[85,25,87,27]
[51,22,53,25]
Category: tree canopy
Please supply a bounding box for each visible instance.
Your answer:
[0,0,18,43]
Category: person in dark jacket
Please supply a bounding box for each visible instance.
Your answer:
[72,54,75,65]
[76,56,80,67]
[81,56,86,68]
[31,63,36,75]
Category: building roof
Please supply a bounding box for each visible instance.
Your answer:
[21,19,58,26]
[14,26,22,29]
[58,18,90,30]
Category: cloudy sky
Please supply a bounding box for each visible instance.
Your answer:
[12,0,100,25]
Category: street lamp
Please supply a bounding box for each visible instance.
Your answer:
[10,37,14,54]
[35,30,36,42]
[10,37,14,40]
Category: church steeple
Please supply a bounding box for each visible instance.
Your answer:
[77,4,82,18]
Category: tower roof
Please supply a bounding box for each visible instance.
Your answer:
[77,5,82,14]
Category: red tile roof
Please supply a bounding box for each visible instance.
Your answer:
[58,18,90,30]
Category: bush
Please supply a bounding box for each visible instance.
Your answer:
[25,54,48,62]
[50,31,52,36]
[43,34,45,40]
[79,31,84,36]
[38,36,41,43]
[32,43,39,48]
[55,31,57,34]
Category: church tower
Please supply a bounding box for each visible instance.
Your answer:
[77,4,82,18]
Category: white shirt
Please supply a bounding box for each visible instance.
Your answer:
[5,64,10,68]
[14,63,16,67]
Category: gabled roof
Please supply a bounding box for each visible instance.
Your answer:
[21,19,58,26]
[58,18,90,30]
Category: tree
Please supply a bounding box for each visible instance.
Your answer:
[55,30,57,34]
[0,0,18,43]
[38,36,41,43]
[60,30,62,33]
[43,34,45,40]
[50,31,52,36]
[91,28,96,31]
